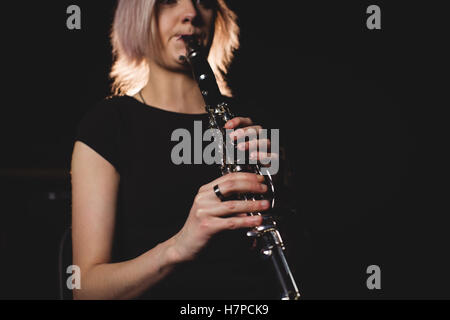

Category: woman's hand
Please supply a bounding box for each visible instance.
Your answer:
[224,117,279,166]
[171,172,270,263]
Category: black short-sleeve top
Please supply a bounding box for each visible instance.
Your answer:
[74,95,279,299]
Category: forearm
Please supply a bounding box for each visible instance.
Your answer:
[73,236,180,300]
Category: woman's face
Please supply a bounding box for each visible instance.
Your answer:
[151,0,217,70]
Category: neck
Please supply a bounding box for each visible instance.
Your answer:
[138,61,206,114]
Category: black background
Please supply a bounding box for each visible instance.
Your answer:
[0,1,448,299]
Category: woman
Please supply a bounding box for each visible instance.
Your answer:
[71,0,280,299]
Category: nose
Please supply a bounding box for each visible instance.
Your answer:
[181,0,200,25]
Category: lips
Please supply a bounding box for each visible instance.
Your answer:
[175,33,203,42]
[176,34,193,41]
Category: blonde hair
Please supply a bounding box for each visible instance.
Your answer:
[110,0,240,97]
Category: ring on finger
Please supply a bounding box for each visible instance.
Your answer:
[213,184,226,202]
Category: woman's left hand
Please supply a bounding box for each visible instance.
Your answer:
[224,117,278,167]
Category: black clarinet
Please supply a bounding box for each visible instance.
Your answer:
[181,36,300,300]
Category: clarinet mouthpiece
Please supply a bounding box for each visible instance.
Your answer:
[181,35,202,58]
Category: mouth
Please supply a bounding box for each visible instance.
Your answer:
[174,33,205,63]
[175,33,203,42]
[176,34,191,41]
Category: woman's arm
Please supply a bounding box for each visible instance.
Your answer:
[71,128,270,299]
[71,141,180,299]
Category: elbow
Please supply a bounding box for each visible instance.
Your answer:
[68,265,98,300]
[72,289,84,300]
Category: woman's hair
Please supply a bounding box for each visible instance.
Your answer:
[110,0,240,97]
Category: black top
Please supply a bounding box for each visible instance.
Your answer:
[74,95,279,299]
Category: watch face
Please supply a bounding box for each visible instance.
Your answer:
[0,0,447,304]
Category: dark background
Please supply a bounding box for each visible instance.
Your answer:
[0,1,448,299]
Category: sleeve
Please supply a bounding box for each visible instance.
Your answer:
[74,99,121,173]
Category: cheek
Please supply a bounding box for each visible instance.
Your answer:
[155,9,179,44]
[147,19,175,64]
[157,18,174,44]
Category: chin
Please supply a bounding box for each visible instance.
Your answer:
[166,56,191,73]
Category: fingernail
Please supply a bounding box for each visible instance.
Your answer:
[260,184,268,192]
[261,200,270,208]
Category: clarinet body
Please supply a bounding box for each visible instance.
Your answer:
[182,36,300,300]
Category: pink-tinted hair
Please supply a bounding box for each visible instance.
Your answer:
[110,0,240,97]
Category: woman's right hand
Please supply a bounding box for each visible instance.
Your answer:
[170,172,270,263]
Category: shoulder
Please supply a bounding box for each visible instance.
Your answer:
[75,96,131,173]
[76,95,135,138]
[78,95,141,125]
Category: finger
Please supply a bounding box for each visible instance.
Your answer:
[235,213,250,218]
[211,215,263,233]
[250,151,279,167]
[237,138,271,152]
[199,172,265,193]
[209,199,270,217]
[224,117,253,129]
[229,126,262,141]
[214,179,268,199]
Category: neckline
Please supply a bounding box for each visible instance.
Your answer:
[124,95,209,117]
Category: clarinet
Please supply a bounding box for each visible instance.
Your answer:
[181,36,300,300]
